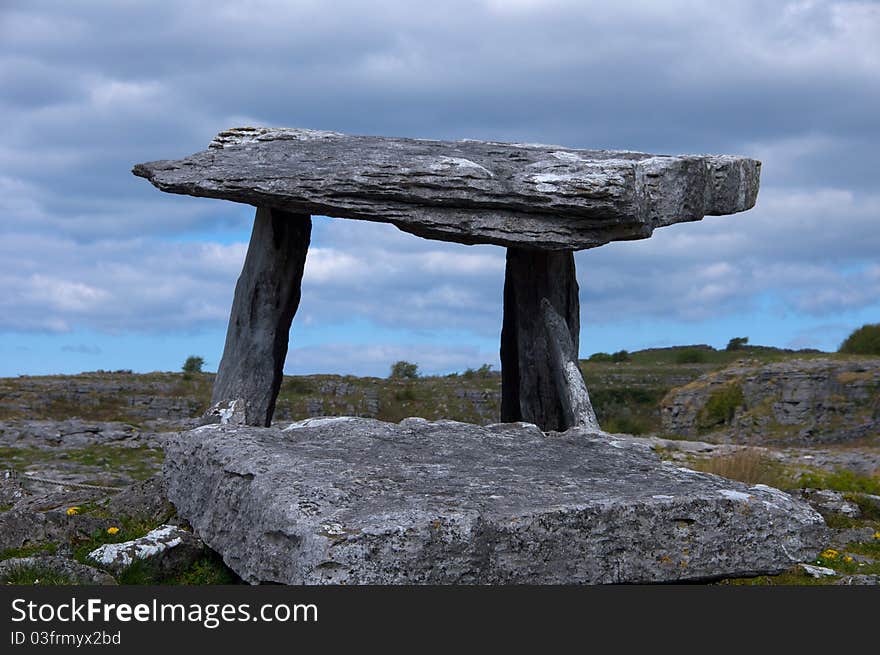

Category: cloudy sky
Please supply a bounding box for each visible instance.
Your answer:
[1,0,878,377]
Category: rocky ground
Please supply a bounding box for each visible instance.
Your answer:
[1,349,877,585]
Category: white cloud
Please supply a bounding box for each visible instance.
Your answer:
[88,78,164,111]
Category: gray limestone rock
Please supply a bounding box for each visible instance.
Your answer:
[540,298,600,430]
[661,358,880,444]
[0,556,117,585]
[87,524,204,575]
[134,127,760,250]
[201,398,249,426]
[164,418,824,585]
[104,475,175,523]
[798,563,837,578]
[0,507,114,552]
[829,527,878,548]
[794,489,861,518]
[1,469,28,507]
[0,419,147,449]
[835,574,880,585]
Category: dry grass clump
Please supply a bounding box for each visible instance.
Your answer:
[688,448,796,490]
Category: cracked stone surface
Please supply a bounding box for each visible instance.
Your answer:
[134,127,760,250]
[163,417,824,584]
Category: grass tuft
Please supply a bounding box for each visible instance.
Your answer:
[1,564,75,586]
[687,449,797,490]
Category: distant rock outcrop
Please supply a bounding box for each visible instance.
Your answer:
[661,358,880,445]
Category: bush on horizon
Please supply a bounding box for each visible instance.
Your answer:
[182,355,204,375]
[389,360,419,379]
[726,336,749,351]
[838,324,880,355]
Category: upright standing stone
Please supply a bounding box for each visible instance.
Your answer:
[501,248,598,431]
[211,207,311,426]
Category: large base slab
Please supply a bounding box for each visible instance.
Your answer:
[164,418,825,584]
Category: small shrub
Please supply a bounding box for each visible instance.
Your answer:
[611,350,630,363]
[838,323,880,355]
[726,337,749,351]
[675,349,708,364]
[394,386,418,402]
[588,352,613,363]
[182,355,205,375]
[602,416,651,435]
[282,377,314,395]
[389,361,419,379]
[697,383,745,432]
[462,364,494,379]
[171,553,241,585]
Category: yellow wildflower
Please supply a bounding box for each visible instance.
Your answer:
[874,531,880,540]
[820,548,838,559]
[843,556,853,564]
[107,527,120,535]
[66,507,80,516]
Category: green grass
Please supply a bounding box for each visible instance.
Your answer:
[587,387,665,435]
[798,469,880,495]
[0,444,163,484]
[814,545,880,575]
[116,551,241,585]
[820,513,879,530]
[718,567,834,586]
[1,564,74,585]
[844,494,880,522]
[0,543,58,561]
[846,539,880,559]
[675,349,710,364]
[171,552,241,585]
[0,502,238,585]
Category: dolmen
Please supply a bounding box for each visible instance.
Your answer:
[136,128,825,584]
[134,127,761,432]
